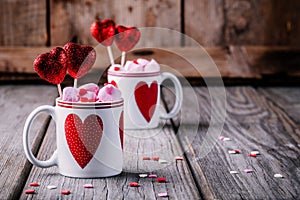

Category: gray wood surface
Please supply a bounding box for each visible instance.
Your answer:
[20,121,200,199]
[163,86,300,199]
[0,85,57,199]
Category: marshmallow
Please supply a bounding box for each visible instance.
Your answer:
[79,83,99,94]
[144,59,160,72]
[97,84,122,102]
[62,87,79,102]
[109,59,160,73]
[124,60,144,72]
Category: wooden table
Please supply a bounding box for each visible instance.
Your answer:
[1,85,299,199]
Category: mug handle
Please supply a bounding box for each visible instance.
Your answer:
[23,105,58,168]
[160,72,183,119]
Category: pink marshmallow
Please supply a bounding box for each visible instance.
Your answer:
[79,91,97,102]
[79,83,99,94]
[62,87,79,102]
[97,84,122,102]
[144,59,160,72]
[124,60,144,72]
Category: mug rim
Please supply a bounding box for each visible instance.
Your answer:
[56,98,124,109]
[107,70,160,77]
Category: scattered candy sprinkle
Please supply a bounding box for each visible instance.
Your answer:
[152,156,160,161]
[244,169,253,173]
[219,136,225,140]
[47,185,57,190]
[29,182,39,187]
[129,182,139,187]
[157,177,167,183]
[158,192,168,197]
[83,184,93,188]
[274,174,284,178]
[250,151,260,155]
[229,149,240,154]
[230,171,239,174]
[25,189,35,194]
[158,159,168,164]
[249,153,257,157]
[142,156,150,160]
[61,190,71,195]
[223,137,231,141]
[139,174,148,178]
[149,174,157,178]
[175,156,183,161]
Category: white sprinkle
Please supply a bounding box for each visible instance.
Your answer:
[47,185,57,190]
[274,174,284,178]
[230,171,239,174]
[83,184,93,188]
[228,150,236,154]
[158,192,168,197]
[250,151,260,155]
[223,137,231,141]
[158,159,168,164]
[244,169,253,173]
[139,174,148,178]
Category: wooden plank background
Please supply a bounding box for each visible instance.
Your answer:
[0,0,299,47]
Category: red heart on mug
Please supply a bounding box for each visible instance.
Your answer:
[115,26,140,52]
[90,19,116,46]
[134,81,158,122]
[63,42,96,79]
[65,114,103,169]
[34,47,67,84]
[119,111,124,150]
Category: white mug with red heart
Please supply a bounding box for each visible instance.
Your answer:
[23,99,124,178]
[108,71,183,129]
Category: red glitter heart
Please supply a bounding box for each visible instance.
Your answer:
[90,19,116,46]
[115,26,140,52]
[65,114,103,169]
[33,47,67,84]
[63,42,96,79]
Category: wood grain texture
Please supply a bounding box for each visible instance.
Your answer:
[20,123,200,199]
[0,0,47,46]
[0,85,57,199]
[50,0,181,47]
[163,86,300,199]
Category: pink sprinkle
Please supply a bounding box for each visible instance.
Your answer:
[149,174,157,178]
[158,192,168,197]
[61,190,71,195]
[25,189,35,194]
[249,153,257,157]
[105,85,113,95]
[157,177,167,183]
[142,156,151,160]
[129,182,139,187]
[29,182,39,187]
[219,136,225,140]
[83,184,93,188]
[152,156,160,161]
[244,169,253,173]
[175,156,183,161]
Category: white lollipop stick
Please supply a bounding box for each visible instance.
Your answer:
[121,51,126,66]
[74,79,78,88]
[107,46,114,65]
[57,84,62,98]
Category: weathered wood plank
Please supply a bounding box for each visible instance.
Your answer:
[21,122,200,199]
[163,86,300,199]
[0,85,57,199]
[50,0,181,47]
[0,0,47,46]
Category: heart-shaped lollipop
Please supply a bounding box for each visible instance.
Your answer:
[63,42,96,79]
[115,26,140,52]
[90,19,116,46]
[34,47,67,84]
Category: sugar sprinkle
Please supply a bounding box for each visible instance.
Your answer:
[158,192,168,197]
[139,174,148,178]
[47,185,57,190]
[83,184,93,188]
[230,171,239,174]
[244,169,253,173]
[158,159,168,164]
[274,174,284,178]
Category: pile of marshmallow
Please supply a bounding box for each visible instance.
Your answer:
[109,58,160,73]
[62,82,121,103]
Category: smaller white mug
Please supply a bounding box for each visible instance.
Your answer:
[108,71,183,129]
[23,99,124,178]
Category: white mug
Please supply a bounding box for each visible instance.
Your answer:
[23,98,124,178]
[108,71,183,129]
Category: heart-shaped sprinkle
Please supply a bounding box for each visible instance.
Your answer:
[115,25,140,52]
[90,19,116,46]
[34,47,68,84]
[64,42,96,79]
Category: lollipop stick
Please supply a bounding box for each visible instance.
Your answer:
[121,51,126,66]
[57,84,62,98]
[107,46,114,65]
[74,79,78,88]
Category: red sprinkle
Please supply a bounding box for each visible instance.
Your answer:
[25,189,35,194]
[61,190,71,195]
[142,156,151,160]
[129,182,139,187]
[157,177,167,183]
[79,88,87,96]
[175,156,183,161]
[29,182,39,187]
[114,66,120,71]
[152,156,160,161]
[80,97,89,102]
[110,80,117,87]
[233,149,241,154]
[249,153,257,157]
[133,60,139,64]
